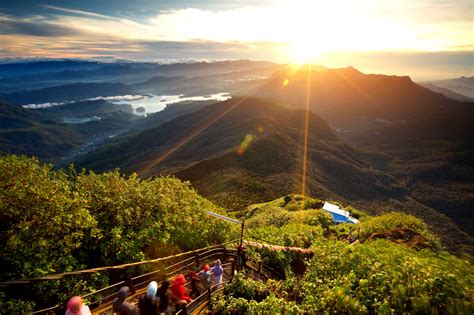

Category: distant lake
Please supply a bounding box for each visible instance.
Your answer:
[23,93,230,115]
[110,93,230,116]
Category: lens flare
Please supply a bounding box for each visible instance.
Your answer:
[236,133,256,156]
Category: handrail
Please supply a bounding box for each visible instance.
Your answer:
[25,238,294,314]
[29,240,240,314]
[3,238,241,286]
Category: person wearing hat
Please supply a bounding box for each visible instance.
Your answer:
[112,286,137,315]
[138,281,159,315]
[170,274,192,314]
[65,296,91,315]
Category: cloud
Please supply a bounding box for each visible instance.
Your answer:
[0,15,81,37]
[42,5,120,20]
[0,1,472,61]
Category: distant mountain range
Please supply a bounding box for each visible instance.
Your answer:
[421,76,474,99]
[419,82,473,101]
[0,60,279,93]
[0,61,281,105]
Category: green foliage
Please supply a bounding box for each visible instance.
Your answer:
[290,210,333,229]
[221,195,473,314]
[246,206,290,228]
[247,223,324,275]
[211,274,305,314]
[301,240,473,313]
[215,240,474,314]
[360,212,440,247]
[0,292,35,314]
[0,155,99,280]
[0,155,235,311]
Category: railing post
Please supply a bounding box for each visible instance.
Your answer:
[207,287,212,309]
[230,258,235,280]
[195,254,200,269]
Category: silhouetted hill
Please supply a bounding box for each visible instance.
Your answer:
[74,97,472,253]
[257,66,473,130]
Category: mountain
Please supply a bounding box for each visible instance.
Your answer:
[0,60,279,93]
[0,61,281,105]
[0,101,85,160]
[74,97,473,253]
[255,66,474,236]
[0,59,103,78]
[256,66,472,131]
[0,100,140,162]
[419,82,473,101]
[423,76,474,98]
[0,82,133,105]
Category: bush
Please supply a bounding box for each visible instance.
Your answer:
[0,155,236,311]
[291,210,333,229]
[302,240,473,313]
[219,240,473,314]
[359,212,440,247]
[245,206,291,228]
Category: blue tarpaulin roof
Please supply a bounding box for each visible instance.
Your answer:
[323,202,359,224]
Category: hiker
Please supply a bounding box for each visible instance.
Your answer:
[112,286,137,315]
[211,259,224,288]
[65,296,91,315]
[157,279,173,315]
[171,274,192,314]
[187,270,201,298]
[138,281,159,315]
[198,264,212,289]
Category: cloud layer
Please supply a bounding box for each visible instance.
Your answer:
[0,0,472,63]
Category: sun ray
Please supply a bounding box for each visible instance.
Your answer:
[301,64,312,206]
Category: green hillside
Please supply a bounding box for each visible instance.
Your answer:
[212,195,473,314]
[1,155,473,314]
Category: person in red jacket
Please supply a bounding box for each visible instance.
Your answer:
[171,274,192,303]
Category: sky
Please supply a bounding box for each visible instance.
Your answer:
[0,0,472,78]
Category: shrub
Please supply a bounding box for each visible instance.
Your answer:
[359,212,440,247]
[0,155,236,311]
[291,210,334,229]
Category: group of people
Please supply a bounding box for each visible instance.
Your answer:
[65,259,224,315]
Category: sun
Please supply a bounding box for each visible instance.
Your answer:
[288,38,322,64]
[282,0,327,64]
